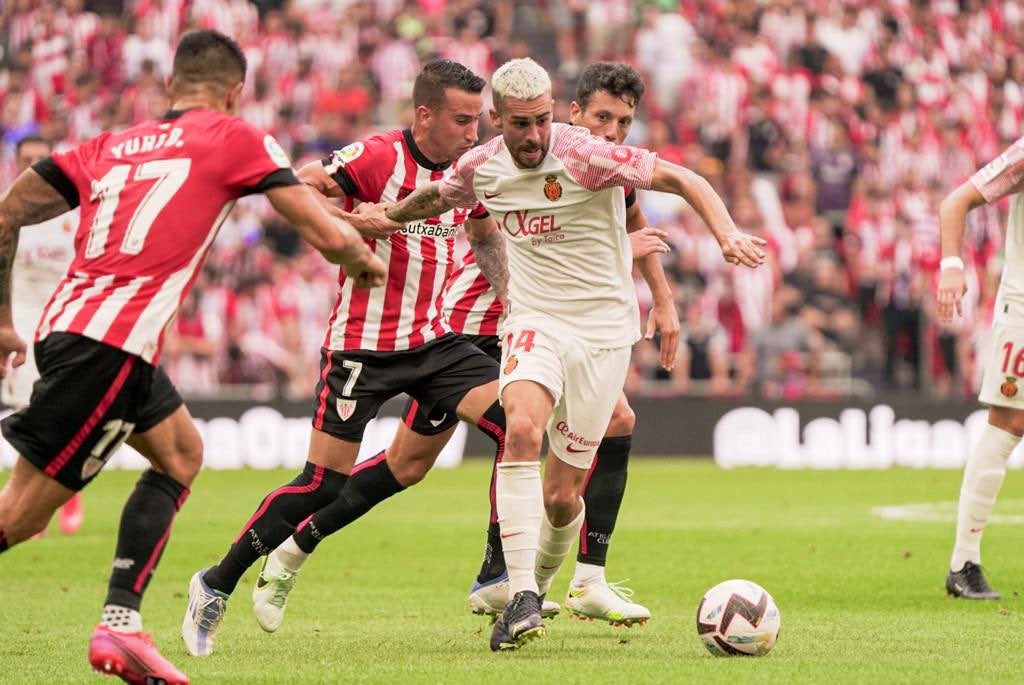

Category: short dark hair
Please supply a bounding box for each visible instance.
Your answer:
[575,62,646,111]
[412,59,486,109]
[15,135,50,155]
[170,30,247,95]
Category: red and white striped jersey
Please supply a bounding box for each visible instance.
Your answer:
[442,249,504,336]
[321,129,486,352]
[35,107,298,364]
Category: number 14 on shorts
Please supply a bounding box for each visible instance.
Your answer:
[502,330,535,375]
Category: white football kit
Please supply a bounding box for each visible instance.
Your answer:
[440,123,658,468]
[972,137,1024,409]
[2,210,78,407]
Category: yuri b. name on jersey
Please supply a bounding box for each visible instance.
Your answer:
[110,127,185,159]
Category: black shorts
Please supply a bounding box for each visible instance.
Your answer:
[403,334,501,435]
[312,333,498,441]
[1,333,183,491]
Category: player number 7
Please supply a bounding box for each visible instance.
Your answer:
[85,158,192,258]
[341,360,363,397]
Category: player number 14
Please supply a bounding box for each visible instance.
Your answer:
[85,158,192,258]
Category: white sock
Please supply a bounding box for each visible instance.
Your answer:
[572,561,606,588]
[951,423,1019,571]
[275,536,309,573]
[535,500,585,596]
[496,461,543,595]
[102,604,142,633]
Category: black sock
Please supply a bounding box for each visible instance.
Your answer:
[0,529,8,553]
[475,401,508,582]
[204,462,347,595]
[293,454,404,553]
[577,435,631,567]
[105,470,189,610]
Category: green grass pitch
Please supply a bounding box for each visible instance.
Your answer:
[3,459,1024,684]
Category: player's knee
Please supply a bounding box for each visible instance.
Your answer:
[605,401,636,437]
[505,412,544,456]
[388,453,433,487]
[5,503,53,544]
[165,431,204,486]
[543,483,580,525]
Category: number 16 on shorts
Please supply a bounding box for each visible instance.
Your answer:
[981,324,1024,406]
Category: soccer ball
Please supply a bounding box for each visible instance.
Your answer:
[696,579,781,656]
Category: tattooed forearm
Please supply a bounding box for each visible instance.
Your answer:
[0,170,71,318]
[385,182,453,223]
[469,229,509,303]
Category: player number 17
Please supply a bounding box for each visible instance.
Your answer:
[85,158,192,258]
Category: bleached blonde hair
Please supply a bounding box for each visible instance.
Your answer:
[491,58,552,111]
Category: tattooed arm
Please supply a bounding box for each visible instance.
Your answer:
[0,169,71,372]
[385,181,455,223]
[465,216,509,303]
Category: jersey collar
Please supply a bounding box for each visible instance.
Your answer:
[403,129,451,171]
[160,108,197,120]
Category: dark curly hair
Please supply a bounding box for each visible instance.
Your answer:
[575,62,646,110]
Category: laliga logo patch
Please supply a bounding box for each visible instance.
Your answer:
[337,398,357,421]
[1002,376,1018,398]
[504,354,518,375]
[543,174,562,201]
[263,134,292,169]
[337,142,365,165]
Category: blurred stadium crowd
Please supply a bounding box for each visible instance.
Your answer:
[0,0,1021,399]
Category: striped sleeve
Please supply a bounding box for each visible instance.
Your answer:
[552,123,658,192]
[971,138,1024,203]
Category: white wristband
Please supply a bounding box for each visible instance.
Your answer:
[940,256,965,271]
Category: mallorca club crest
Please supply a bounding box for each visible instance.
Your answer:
[1001,376,1018,398]
[504,354,518,375]
[336,398,357,421]
[543,174,562,202]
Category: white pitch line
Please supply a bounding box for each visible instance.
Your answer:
[872,500,1024,524]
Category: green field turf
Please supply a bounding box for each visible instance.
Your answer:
[3,458,1024,684]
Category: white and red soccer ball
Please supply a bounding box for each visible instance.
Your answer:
[696,579,781,656]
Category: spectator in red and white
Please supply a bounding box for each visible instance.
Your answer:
[121,15,173,81]
[28,0,70,96]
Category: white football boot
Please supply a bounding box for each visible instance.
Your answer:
[468,571,561,620]
[252,552,299,632]
[182,569,229,656]
[565,579,650,626]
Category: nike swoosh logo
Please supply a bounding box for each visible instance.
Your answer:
[500,532,522,539]
[429,413,447,427]
[970,528,984,533]
[484,191,502,199]
[256,577,269,588]
[540,564,558,570]
[565,444,591,454]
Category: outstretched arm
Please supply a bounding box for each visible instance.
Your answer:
[465,215,508,303]
[627,202,679,371]
[936,180,987,322]
[649,159,766,268]
[0,169,70,371]
[385,181,455,223]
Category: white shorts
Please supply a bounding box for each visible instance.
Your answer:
[499,315,631,470]
[979,318,1024,409]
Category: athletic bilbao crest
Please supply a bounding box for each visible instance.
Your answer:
[543,174,562,201]
[337,398,357,421]
[1002,376,1018,398]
